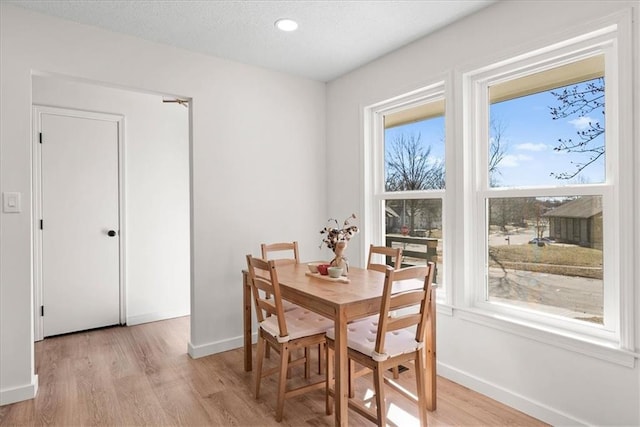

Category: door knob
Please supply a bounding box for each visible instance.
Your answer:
[107,230,117,237]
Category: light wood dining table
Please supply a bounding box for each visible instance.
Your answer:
[242,263,437,426]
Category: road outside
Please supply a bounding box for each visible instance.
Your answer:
[488,267,603,322]
[489,227,537,246]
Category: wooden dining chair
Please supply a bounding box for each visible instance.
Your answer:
[246,255,333,422]
[259,241,309,363]
[366,244,403,272]
[325,263,436,427]
[360,244,404,382]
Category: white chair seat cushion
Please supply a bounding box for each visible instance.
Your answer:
[260,307,333,343]
[327,315,420,361]
[282,300,299,312]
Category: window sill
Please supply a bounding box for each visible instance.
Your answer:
[449,305,638,368]
[436,302,454,317]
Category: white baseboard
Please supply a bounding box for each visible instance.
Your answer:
[0,374,38,406]
[188,333,257,359]
[187,336,242,359]
[126,310,189,326]
[437,362,587,426]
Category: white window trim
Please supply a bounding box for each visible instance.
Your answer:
[458,12,636,365]
[363,77,453,307]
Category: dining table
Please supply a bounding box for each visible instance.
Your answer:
[242,263,437,426]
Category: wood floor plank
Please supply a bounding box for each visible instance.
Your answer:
[112,374,170,426]
[0,316,547,426]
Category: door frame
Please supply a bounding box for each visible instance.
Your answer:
[32,105,126,341]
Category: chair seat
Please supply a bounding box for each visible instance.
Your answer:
[261,307,333,343]
[327,315,419,362]
[282,300,299,312]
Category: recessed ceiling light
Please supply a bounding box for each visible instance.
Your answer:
[275,18,298,32]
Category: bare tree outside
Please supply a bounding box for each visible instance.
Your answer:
[385,133,444,191]
[385,133,444,235]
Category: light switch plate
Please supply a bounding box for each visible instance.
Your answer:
[3,192,21,213]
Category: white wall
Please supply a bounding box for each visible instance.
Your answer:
[326,1,639,426]
[32,76,190,326]
[0,4,326,405]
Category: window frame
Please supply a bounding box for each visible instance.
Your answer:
[364,79,452,307]
[460,20,635,357]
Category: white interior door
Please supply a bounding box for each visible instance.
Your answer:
[39,110,121,337]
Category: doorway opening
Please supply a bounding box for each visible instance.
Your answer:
[32,74,191,341]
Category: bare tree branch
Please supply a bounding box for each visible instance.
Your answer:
[489,118,508,186]
[549,77,604,180]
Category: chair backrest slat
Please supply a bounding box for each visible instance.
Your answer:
[246,255,288,338]
[261,241,300,266]
[388,290,425,310]
[386,313,422,332]
[252,275,275,295]
[367,244,402,272]
[256,299,277,317]
[374,263,435,356]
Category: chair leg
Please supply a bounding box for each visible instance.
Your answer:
[317,343,324,375]
[373,365,387,427]
[348,359,356,398]
[415,350,428,427]
[266,341,292,378]
[255,335,266,399]
[275,344,289,422]
[392,365,400,379]
[304,346,311,379]
[325,342,334,415]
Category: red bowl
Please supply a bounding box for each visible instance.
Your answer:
[316,264,330,275]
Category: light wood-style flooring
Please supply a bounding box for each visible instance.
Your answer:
[0,316,547,426]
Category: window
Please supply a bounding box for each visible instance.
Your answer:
[365,83,447,297]
[485,55,607,326]
[463,22,633,350]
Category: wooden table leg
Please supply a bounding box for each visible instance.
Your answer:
[334,307,348,426]
[243,270,252,372]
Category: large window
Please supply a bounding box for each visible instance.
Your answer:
[484,56,607,325]
[464,24,633,349]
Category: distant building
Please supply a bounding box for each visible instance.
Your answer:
[385,204,442,235]
[544,196,602,249]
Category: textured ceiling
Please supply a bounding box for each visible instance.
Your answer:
[8,0,497,82]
